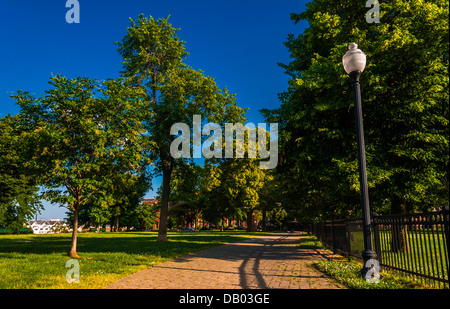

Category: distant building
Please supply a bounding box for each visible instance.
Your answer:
[27,219,70,234]
[142,198,157,206]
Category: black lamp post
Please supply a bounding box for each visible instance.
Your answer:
[343,43,377,278]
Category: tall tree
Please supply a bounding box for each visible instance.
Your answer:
[258,170,281,231]
[169,161,203,229]
[133,200,160,231]
[262,0,449,226]
[12,76,147,257]
[224,158,267,231]
[116,15,246,242]
[108,164,152,232]
[200,126,273,231]
[200,162,232,228]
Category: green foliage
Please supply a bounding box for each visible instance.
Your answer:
[116,14,246,164]
[134,202,160,230]
[0,115,43,230]
[168,161,203,229]
[202,159,265,227]
[187,125,282,230]
[11,76,147,254]
[200,157,272,229]
[170,161,203,207]
[116,14,246,240]
[108,166,153,230]
[263,0,449,221]
[12,76,146,209]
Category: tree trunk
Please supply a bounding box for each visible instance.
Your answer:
[157,159,172,242]
[262,209,267,232]
[115,215,119,232]
[68,203,80,258]
[246,210,253,232]
[390,195,409,252]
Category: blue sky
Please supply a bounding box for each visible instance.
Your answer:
[0,0,309,219]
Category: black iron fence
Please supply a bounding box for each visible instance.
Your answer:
[306,208,449,289]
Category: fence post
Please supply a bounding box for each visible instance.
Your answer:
[372,212,382,271]
[443,206,449,288]
[321,221,325,245]
[345,216,351,260]
[331,219,336,254]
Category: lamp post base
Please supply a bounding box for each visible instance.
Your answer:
[361,249,378,279]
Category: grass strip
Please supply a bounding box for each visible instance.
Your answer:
[314,260,430,289]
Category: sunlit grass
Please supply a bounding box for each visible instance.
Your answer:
[298,235,325,249]
[0,231,264,289]
[314,260,430,289]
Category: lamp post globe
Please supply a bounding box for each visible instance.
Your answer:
[343,42,366,74]
[343,43,377,279]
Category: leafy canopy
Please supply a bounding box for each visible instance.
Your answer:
[262,0,449,220]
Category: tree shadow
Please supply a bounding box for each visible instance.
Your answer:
[159,233,316,288]
[0,232,251,257]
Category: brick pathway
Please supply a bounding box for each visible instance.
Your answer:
[105,233,346,289]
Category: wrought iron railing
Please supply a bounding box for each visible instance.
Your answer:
[307,207,449,289]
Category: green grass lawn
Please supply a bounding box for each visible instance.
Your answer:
[298,235,325,249]
[314,260,429,289]
[0,231,264,289]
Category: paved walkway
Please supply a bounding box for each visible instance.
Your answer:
[105,233,346,289]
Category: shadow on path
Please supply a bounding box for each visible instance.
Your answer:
[105,233,344,289]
